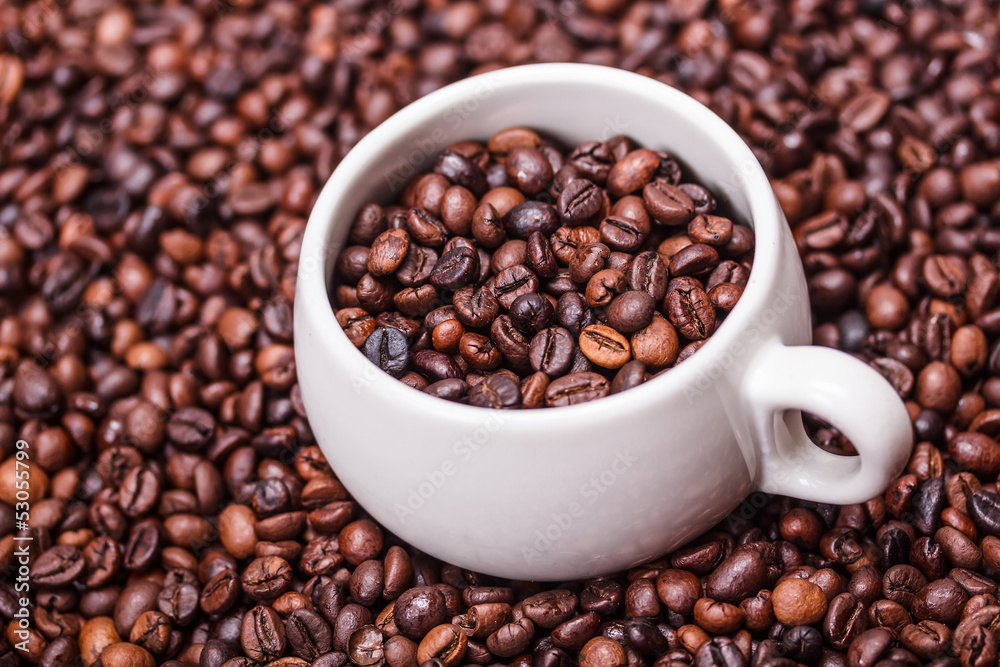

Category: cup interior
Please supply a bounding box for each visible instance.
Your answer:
[304,63,782,416]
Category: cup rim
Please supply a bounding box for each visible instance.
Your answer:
[299,63,783,422]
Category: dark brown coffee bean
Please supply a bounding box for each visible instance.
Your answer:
[494,264,540,309]
[669,243,719,277]
[607,149,661,198]
[666,283,716,340]
[599,216,647,253]
[509,293,555,334]
[558,179,603,225]
[545,372,610,407]
[242,556,293,603]
[436,149,487,197]
[627,252,668,303]
[569,242,610,284]
[468,374,522,409]
[643,181,694,226]
[456,332,499,371]
[241,605,286,662]
[606,291,655,334]
[585,269,626,308]
[504,201,560,240]
[506,146,554,195]
[394,586,447,640]
[526,231,558,278]
[529,327,576,377]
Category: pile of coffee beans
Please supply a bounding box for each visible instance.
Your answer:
[333,129,753,408]
[3,0,1000,666]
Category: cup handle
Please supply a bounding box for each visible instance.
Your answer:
[742,338,913,504]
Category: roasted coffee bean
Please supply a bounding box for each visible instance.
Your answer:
[579,325,631,369]
[241,605,286,662]
[545,372,609,407]
[286,608,333,660]
[606,292,655,334]
[506,147,554,196]
[505,201,560,240]
[494,264,540,309]
[611,360,647,394]
[558,179,603,225]
[468,375,522,409]
[526,231,558,279]
[644,181,695,226]
[529,327,576,377]
[569,243,610,284]
[368,229,410,277]
[242,556,293,602]
[437,149,488,197]
[394,586,447,640]
[452,286,500,328]
[509,293,555,334]
[431,246,480,290]
[362,326,409,378]
[599,216,647,253]
[585,269,627,308]
[666,283,716,340]
[627,252,668,303]
[397,245,438,287]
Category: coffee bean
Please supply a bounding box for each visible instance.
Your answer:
[772,578,828,626]
[505,147,554,195]
[368,229,411,277]
[436,150,488,197]
[468,374,522,409]
[607,149,661,198]
[558,179,603,225]
[544,372,609,407]
[569,243,610,284]
[912,578,968,626]
[666,282,716,340]
[579,636,626,667]
[606,292,655,334]
[599,216,647,253]
[494,264,540,309]
[529,327,576,377]
[242,556,293,602]
[509,293,555,334]
[579,324,631,369]
[394,586,447,640]
[241,605,286,662]
[338,519,383,566]
[285,608,333,660]
[504,201,560,240]
[669,243,719,277]
[362,326,409,378]
[416,623,468,667]
[949,432,1000,476]
[487,618,535,658]
[643,181,695,226]
[431,246,480,290]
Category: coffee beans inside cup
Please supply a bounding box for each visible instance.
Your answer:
[332,129,754,408]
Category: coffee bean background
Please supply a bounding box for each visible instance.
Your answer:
[1,0,999,666]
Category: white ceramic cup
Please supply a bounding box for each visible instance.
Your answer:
[294,63,914,581]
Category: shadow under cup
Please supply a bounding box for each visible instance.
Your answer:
[298,64,803,579]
